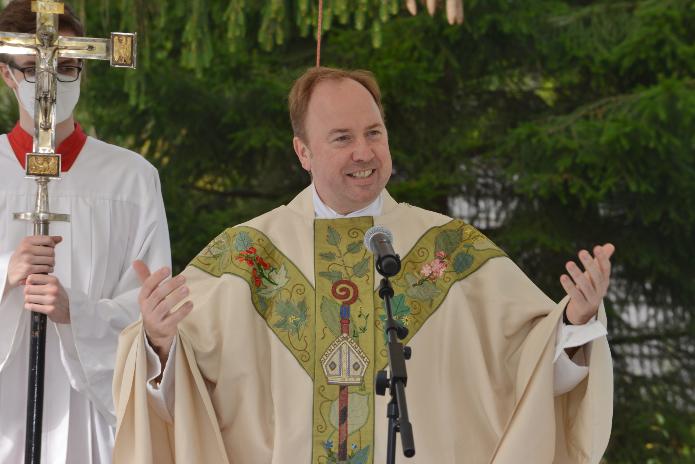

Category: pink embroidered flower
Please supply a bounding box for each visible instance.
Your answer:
[430,259,447,278]
[415,251,450,286]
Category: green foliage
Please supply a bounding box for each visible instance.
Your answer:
[1,0,692,461]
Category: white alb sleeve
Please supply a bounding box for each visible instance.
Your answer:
[553,317,608,396]
[144,332,176,422]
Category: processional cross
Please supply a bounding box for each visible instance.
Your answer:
[0,1,136,462]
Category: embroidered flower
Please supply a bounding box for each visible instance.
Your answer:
[251,268,262,287]
[257,256,270,270]
[415,252,449,286]
[235,245,278,287]
[430,258,447,278]
[324,440,333,450]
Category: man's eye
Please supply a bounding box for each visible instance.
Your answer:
[333,135,350,143]
[367,130,381,137]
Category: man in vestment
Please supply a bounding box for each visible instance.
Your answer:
[0,1,171,462]
[114,67,614,463]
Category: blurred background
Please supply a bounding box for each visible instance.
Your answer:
[1,0,693,461]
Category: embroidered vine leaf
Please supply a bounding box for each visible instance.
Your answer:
[473,237,496,251]
[346,241,363,254]
[379,294,411,343]
[212,232,231,253]
[218,246,232,270]
[405,273,441,301]
[404,273,418,286]
[329,392,369,435]
[273,298,308,337]
[320,296,341,338]
[296,299,308,330]
[327,225,342,246]
[319,270,343,283]
[320,251,337,261]
[270,264,288,283]
[453,252,474,273]
[393,276,410,289]
[349,446,370,464]
[390,293,412,319]
[352,257,370,278]
[233,231,252,252]
[435,229,463,256]
[256,295,269,316]
[201,233,232,273]
[257,264,289,298]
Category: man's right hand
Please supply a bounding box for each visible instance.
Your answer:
[7,236,61,289]
[133,260,193,365]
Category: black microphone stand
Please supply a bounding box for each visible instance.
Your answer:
[374,256,415,463]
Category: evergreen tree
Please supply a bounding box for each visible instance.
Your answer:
[2,1,692,461]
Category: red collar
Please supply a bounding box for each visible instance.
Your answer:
[7,122,88,172]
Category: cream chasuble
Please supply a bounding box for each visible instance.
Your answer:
[114,187,613,464]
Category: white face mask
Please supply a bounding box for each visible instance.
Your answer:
[9,70,80,124]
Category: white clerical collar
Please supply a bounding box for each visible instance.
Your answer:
[312,183,383,219]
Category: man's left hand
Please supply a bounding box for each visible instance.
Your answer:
[560,243,615,325]
[23,274,70,324]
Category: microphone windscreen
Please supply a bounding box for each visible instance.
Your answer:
[363,225,394,253]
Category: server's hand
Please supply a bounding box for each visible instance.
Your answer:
[6,235,61,288]
[23,274,70,324]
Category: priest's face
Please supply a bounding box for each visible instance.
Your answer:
[294,78,392,215]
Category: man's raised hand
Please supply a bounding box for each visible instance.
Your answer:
[133,260,193,362]
[560,243,615,325]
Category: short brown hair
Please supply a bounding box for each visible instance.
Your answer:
[0,0,84,64]
[289,66,385,141]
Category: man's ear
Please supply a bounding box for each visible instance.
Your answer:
[0,63,17,90]
[293,136,312,172]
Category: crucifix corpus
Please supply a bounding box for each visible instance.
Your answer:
[0,1,136,462]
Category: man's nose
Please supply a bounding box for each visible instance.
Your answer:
[351,137,375,162]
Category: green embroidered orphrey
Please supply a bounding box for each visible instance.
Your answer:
[190,217,506,464]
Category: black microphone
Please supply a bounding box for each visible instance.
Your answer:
[364,226,401,277]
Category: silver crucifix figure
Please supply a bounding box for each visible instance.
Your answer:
[0,1,136,462]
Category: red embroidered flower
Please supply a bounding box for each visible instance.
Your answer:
[257,256,270,270]
[252,268,262,286]
[235,245,275,287]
